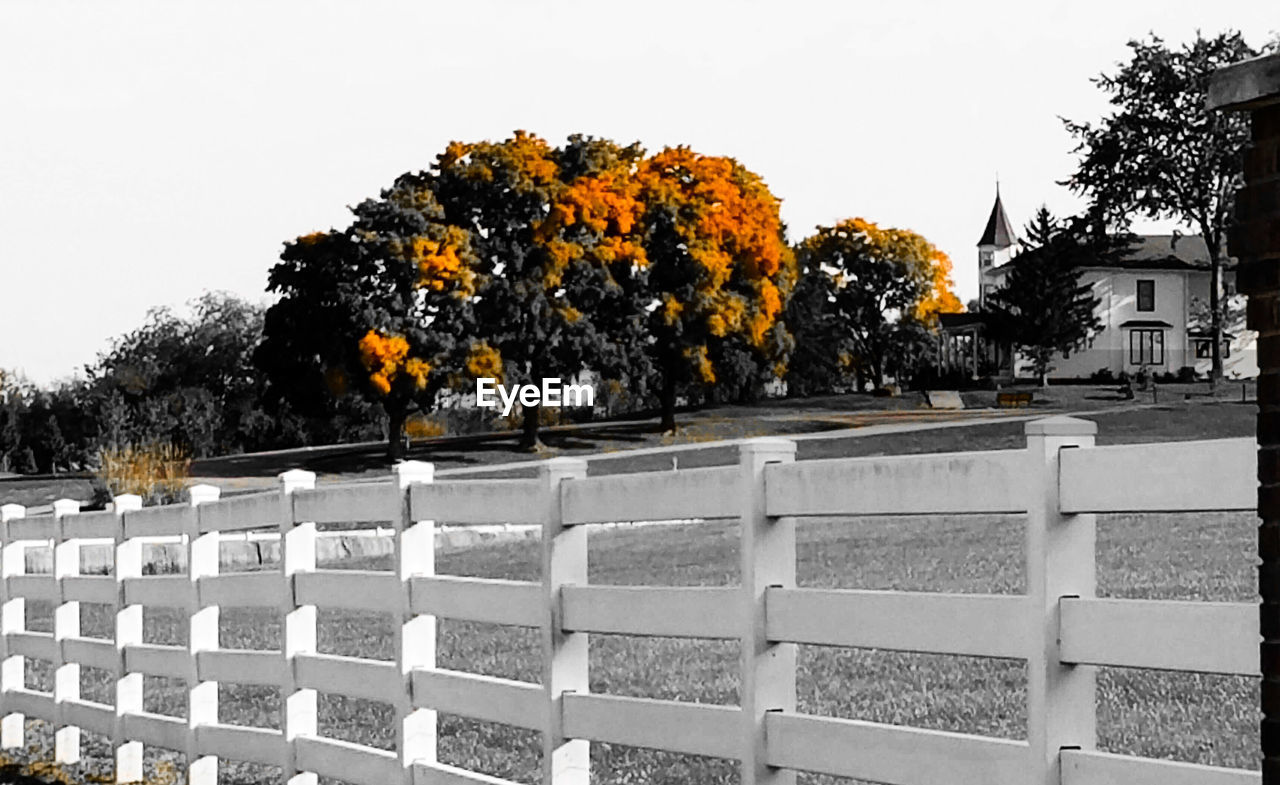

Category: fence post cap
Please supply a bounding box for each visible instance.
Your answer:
[1024,416,1097,437]
[52,498,80,516]
[0,503,24,521]
[113,494,143,512]
[278,469,317,493]
[1208,52,1280,111]
[394,460,434,488]
[188,484,221,505]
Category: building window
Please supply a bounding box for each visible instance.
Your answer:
[1193,338,1231,359]
[1136,279,1155,312]
[980,250,993,268]
[1129,329,1164,365]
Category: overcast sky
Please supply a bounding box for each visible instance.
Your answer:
[1,1,1275,385]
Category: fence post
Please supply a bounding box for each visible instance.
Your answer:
[186,484,220,785]
[540,457,588,785]
[394,461,435,783]
[52,498,81,764]
[1025,416,1097,785]
[0,503,26,751]
[738,438,797,785]
[279,469,317,785]
[113,494,144,784]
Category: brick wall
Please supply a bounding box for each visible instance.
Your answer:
[1214,54,1280,782]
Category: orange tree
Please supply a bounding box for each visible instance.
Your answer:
[256,182,478,458]
[787,218,960,391]
[632,147,797,431]
[420,132,650,449]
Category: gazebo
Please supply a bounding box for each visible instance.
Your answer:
[937,312,1011,381]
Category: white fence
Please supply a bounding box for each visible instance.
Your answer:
[0,415,1263,785]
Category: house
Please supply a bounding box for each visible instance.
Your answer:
[939,189,1257,381]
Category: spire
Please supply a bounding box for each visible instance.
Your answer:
[978,186,1017,248]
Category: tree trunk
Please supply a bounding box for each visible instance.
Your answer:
[660,367,677,433]
[1210,255,1223,390]
[387,406,407,461]
[1204,226,1226,391]
[519,361,545,451]
[519,399,543,452]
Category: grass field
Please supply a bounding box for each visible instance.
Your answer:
[5,503,1260,784]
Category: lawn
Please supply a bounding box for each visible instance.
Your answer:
[5,504,1260,784]
[438,399,1259,479]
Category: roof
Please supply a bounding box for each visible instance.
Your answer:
[977,190,1017,248]
[1098,235,1219,270]
[1120,319,1175,328]
[992,234,1225,273]
[938,313,988,331]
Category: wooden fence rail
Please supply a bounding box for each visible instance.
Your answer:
[0,415,1263,784]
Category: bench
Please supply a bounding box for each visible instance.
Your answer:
[996,391,1034,408]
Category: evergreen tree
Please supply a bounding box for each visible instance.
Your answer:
[986,208,1115,386]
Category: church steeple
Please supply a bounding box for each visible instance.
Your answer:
[978,185,1017,249]
[977,184,1019,308]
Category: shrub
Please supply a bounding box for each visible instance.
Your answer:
[16,446,37,475]
[1090,367,1116,383]
[94,442,190,506]
[1177,365,1198,383]
[404,414,447,440]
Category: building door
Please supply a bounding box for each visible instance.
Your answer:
[1128,328,1165,369]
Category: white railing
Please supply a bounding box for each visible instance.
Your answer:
[0,415,1263,785]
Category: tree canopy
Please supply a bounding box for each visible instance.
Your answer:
[632,147,797,429]
[419,132,649,448]
[264,134,800,446]
[787,218,961,391]
[257,181,479,457]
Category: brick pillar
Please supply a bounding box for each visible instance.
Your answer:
[1209,52,1280,783]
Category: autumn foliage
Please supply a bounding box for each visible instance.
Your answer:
[630,147,796,427]
[261,130,960,453]
[357,330,431,395]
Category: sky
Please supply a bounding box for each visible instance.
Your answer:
[1,0,1276,385]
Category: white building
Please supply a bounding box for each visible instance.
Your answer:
[940,190,1256,381]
